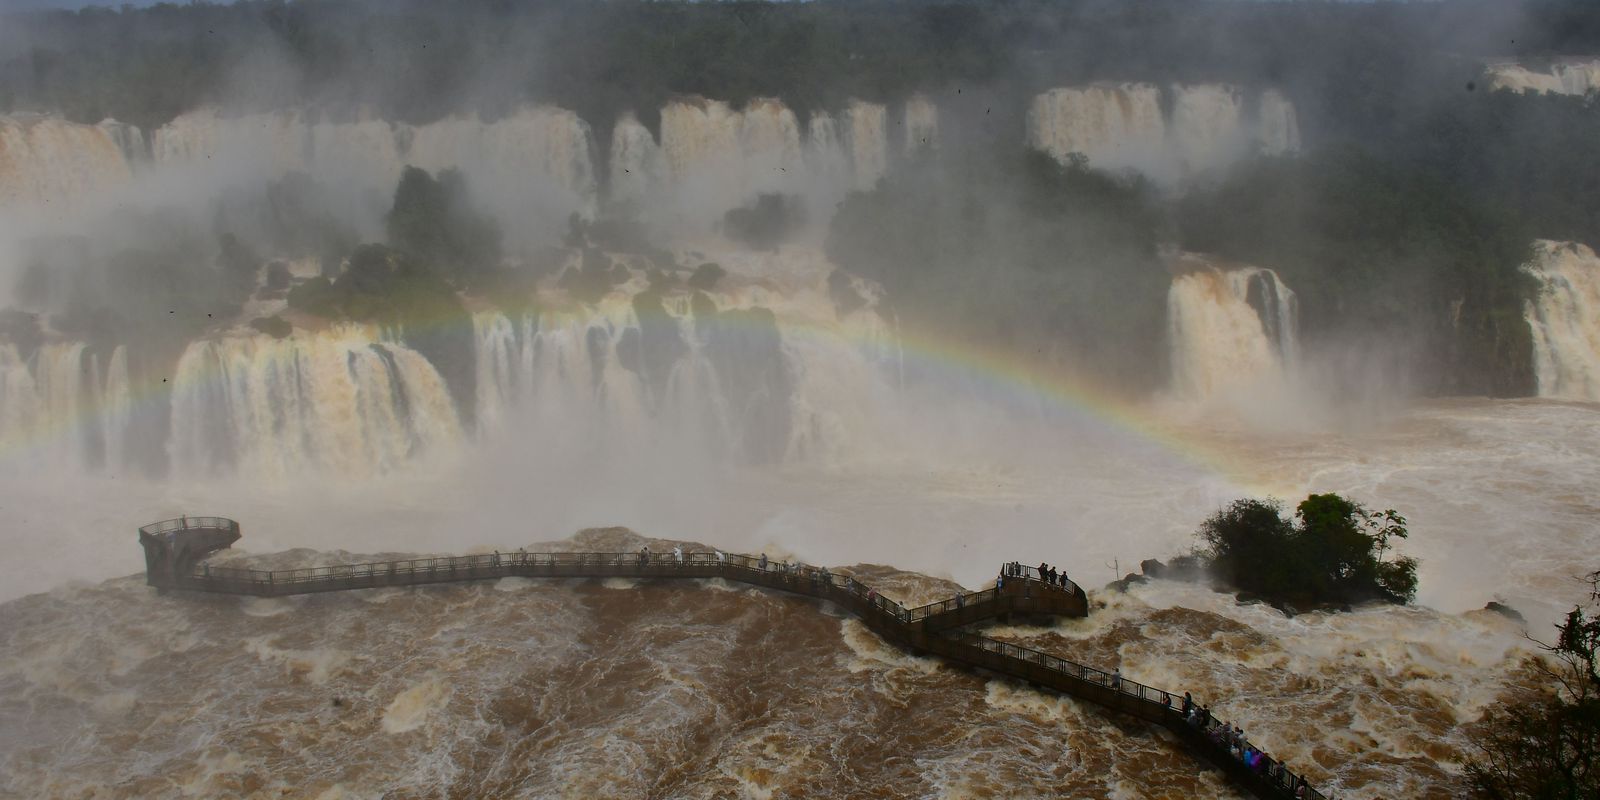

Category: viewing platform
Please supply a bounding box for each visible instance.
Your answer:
[138,517,1329,800]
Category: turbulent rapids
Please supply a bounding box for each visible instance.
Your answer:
[128,517,1332,799]
[6,4,1600,798]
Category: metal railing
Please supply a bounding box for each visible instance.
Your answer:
[999,562,1081,596]
[940,632,1326,799]
[139,516,239,536]
[163,545,1322,799]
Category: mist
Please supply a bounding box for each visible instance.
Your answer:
[4,4,1600,796]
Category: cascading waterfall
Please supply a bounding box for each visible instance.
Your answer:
[1169,84,1246,178]
[1486,60,1600,95]
[1257,89,1301,155]
[167,327,460,479]
[903,95,939,153]
[5,95,907,233]
[0,342,132,472]
[1167,258,1299,400]
[151,106,599,241]
[0,115,137,208]
[607,112,662,206]
[846,100,889,190]
[1026,84,1167,172]
[1523,240,1600,401]
[466,255,908,468]
[1026,83,1300,181]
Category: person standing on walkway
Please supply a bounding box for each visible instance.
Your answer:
[673,545,684,565]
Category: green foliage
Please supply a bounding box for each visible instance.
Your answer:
[722,194,806,251]
[1196,494,1417,608]
[1466,570,1600,799]
[385,167,502,288]
[1178,149,1537,396]
[828,148,1167,391]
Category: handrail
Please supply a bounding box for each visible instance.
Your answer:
[138,516,238,536]
[151,535,1324,799]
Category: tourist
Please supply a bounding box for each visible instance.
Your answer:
[1111,668,1122,690]
[1038,562,1048,579]
[639,546,649,566]
[673,545,684,564]
[1182,691,1193,714]
[956,592,965,608]
[759,553,768,570]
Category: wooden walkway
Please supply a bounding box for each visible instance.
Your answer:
[139,517,1328,800]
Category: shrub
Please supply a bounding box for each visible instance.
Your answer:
[1196,493,1417,608]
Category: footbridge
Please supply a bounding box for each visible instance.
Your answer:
[139,517,1328,800]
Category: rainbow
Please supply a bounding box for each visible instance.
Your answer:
[0,296,1270,491]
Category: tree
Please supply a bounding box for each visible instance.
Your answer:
[1194,493,1417,608]
[1466,570,1600,799]
[385,166,502,288]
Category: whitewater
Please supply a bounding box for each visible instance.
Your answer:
[3,90,1600,798]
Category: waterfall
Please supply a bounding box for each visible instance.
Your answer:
[1027,83,1300,181]
[1026,83,1167,172]
[1523,240,1600,401]
[465,253,907,466]
[0,342,132,472]
[151,106,598,242]
[0,115,137,208]
[605,96,887,232]
[1169,84,1246,178]
[608,112,661,206]
[1167,258,1299,400]
[903,95,939,153]
[167,327,461,479]
[1486,60,1600,95]
[846,101,888,191]
[1257,89,1301,155]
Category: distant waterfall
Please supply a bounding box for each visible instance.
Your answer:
[0,115,137,208]
[0,342,132,472]
[1027,83,1300,182]
[1486,60,1600,95]
[469,296,795,464]
[1524,240,1600,401]
[1167,260,1299,399]
[168,328,461,479]
[151,106,598,242]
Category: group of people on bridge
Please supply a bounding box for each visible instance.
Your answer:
[1182,693,1315,797]
[998,560,1073,590]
